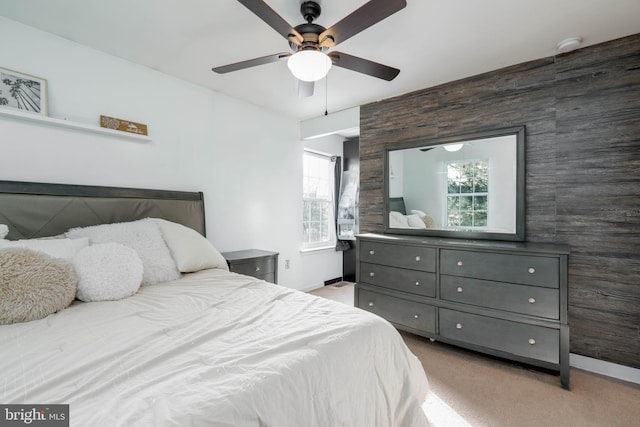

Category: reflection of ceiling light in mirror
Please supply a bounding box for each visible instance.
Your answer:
[287,51,332,82]
[444,143,464,152]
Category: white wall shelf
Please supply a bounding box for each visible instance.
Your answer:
[0,108,151,142]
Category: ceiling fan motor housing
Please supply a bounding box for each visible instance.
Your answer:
[290,23,328,52]
[289,2,329,53]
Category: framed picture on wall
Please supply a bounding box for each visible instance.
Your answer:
[0,67,48,116]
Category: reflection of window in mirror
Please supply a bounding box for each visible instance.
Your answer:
[446,160,488,228]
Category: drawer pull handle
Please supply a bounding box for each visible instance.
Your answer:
[368,302,374,307]
[415,281,420,286]
[457,261,463,267]
[529,338,536,345]
[414,314,419,319]
[528,267,536,274]
[415,256,421,262]
[456,323,463,329]
[256,266,261,272]
[369,272,375,277]
[369,250,375,255]
[457,286,463,293]
[528,297,536,304]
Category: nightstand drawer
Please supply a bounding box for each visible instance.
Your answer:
[440,249,559,288]
[360,241,436,272]
[439,309,559,364]
[360,262,436,297]
[222,249,279,284]
[441,275,559,319]
[358,288,436,334]
[229,257,275,276]
[255,272,276,283]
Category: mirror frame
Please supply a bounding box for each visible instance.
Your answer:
[383,126,526,241]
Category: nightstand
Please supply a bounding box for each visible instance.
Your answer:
[221,249,279,284]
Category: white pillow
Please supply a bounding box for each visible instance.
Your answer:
[0,224,7,239]
[151,218,228,272]
[66,219,179,286]
[389,211,409,228]
[72,243,143,302]
[0,237,89,260]
[410,209,427,218]
[406,214,427,229]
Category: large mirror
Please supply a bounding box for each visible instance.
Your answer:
[384,126,525,241]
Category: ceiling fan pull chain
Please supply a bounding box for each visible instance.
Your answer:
[324,73,328,116]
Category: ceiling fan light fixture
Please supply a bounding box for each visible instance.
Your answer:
[287,50,332,82]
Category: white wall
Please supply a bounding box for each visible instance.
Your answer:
[0,17,311,290]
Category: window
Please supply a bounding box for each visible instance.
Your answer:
[446,160,488,227]
[302,150,335,249]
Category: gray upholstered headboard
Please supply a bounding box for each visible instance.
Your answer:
[389,197,406,215]
[0,181,206,240]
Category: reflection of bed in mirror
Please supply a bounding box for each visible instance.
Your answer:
[388,197,436,229]
[385,126,525,241]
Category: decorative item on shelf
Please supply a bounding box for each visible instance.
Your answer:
[0,67,48,116]
[100,115,148,136]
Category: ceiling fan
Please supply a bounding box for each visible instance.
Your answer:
[212,0,407,97]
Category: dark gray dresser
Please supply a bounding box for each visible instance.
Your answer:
[355,233,570,389]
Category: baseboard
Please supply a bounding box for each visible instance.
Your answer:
[324,277,342,286]
[570,353,640,385]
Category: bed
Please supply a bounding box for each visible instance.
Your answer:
[388,197,436,229]
[0,181,430,427]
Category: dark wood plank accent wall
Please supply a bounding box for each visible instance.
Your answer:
[359,33,640,369]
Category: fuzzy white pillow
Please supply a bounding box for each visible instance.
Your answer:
[72,243,143,302]
[0,237,89,260]
[66,219,179,286]
[151,218,228,272]
[0,224,8,239]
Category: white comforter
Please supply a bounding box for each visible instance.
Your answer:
[1,269,429,426]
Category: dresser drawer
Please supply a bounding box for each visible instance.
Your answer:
[358,288,436,334]
[441,249,559,288]
[441,275,559,319]
[360,241,436,272]
[360,262,436,297]
[439,309,559,364]
[228,257,275,277]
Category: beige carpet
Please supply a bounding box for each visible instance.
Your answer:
[310,283,640,427]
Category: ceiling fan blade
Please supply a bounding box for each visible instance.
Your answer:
[298,80,314,97]
[328,52,400,81]
[212,52,291,74]
[319,0,406,47]
[236,0,303,45]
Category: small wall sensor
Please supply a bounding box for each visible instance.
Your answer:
[557,37,582,53]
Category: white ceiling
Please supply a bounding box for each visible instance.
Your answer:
[1,0,639,121]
